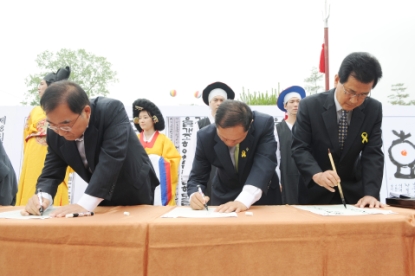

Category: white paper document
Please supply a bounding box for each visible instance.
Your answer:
[161,207,238,218]
[0,208,56,220]
[293,205,396,216]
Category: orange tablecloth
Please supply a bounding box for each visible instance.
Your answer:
[0,205,173,276]
[147,206,415,276]
[1,205,415,276]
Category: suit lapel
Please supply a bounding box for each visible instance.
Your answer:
[322,90,340,153]
[60,141,90,180]
[238,124,255,174]
[83,125,98,172]
[214,134,235,174]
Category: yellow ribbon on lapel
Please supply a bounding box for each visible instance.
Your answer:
[361,132,369,144]
[241,150,246,158]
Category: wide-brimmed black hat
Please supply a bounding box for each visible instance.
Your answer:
[202,82,235,106]
[132,98,165,132]
[43,66,71,84]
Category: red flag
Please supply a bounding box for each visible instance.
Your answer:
[319,43,325,73]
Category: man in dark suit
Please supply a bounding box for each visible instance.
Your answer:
[292,52,384,208]
[182,81,235,201]
[22,81,159,217]
[187,100,282,213]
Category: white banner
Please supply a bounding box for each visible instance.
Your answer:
[381,107,415,199]
[0,106,32,179]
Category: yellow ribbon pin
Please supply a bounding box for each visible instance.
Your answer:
[361,132,369,144]
[241,150,246,158]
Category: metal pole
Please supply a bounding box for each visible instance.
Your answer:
[323,0,330,91]
[324,27,329,90]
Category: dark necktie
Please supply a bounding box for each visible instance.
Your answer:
[234,144,239,172]
[339,109,349,150]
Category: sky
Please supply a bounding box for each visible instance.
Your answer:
[1,0,414,107]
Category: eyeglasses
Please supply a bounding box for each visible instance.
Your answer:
[47,114,81,132]
[342,84,371,99]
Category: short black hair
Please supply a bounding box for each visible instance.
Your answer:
[40,80,90,114]
[338,52,383,88]
[215,100,252,131]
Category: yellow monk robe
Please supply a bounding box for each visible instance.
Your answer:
[138,131,181,206]
[16,106,73,206]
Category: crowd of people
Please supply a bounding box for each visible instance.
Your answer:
[0,51,385,215]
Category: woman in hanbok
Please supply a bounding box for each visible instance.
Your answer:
[16,67,73,206]
[132,99,181,206]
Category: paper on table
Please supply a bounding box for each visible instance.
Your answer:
[161,207,238,218]
[293,205,396,216]
[0,207,56,220]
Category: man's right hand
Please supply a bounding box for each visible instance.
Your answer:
[21,194,51,216]
[190,192,210,210]
[312,171,340,192]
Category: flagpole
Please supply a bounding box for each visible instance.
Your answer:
[323,0,330,91]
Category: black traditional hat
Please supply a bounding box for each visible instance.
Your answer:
[132,98,165,132]
[202,82,235,106]
[43,66,71,84]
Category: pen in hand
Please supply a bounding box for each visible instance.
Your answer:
[197,185,209,211]
[37,188,44,216]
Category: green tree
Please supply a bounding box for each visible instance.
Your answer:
[304,67,323,96]
[238,86,279,105]
[388,83,414,105]
[22,49,118,106]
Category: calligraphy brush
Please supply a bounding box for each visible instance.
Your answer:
[328,149,347,208]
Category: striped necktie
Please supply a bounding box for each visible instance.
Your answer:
[339,109,349,150]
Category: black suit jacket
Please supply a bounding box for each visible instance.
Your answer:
[292,89,384,204]
[38,97,159,206]
[187,111,281,205]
